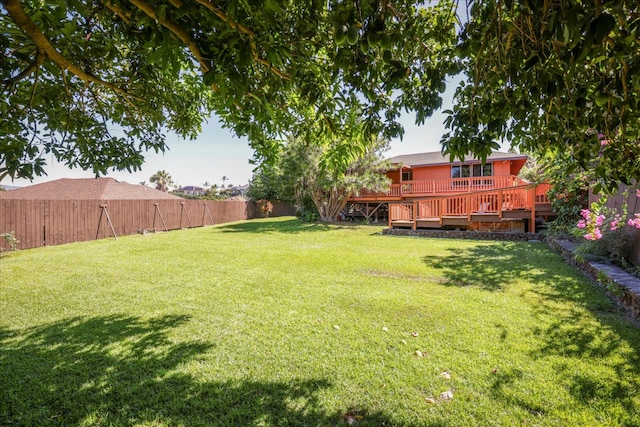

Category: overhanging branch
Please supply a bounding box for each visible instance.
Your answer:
[124,0,221,91]
[1,48,44,86]
[2,0,142,105]
[195,0,290,81]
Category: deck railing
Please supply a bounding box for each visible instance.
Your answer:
[390,184,543,223]
[355,175,530,199]
[535,182,551,203]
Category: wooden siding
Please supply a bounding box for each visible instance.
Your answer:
[387,160,525,185]
[0,199,295,251]
[413,164,449,181]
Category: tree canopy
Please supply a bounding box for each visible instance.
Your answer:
[1,0,458,180]
[2,0,639,189]
[444,0,640,191]
[149,169,173,192]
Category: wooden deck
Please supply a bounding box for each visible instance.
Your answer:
[386,183,552,233]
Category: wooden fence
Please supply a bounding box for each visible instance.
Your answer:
[589,183,640,264]
[0,199,295,251]
[589,184,640,214]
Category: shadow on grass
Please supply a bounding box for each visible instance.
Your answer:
[0,314,430,426]
[422,241,575,292]
[215,218,339,234]
[424,241,640,420]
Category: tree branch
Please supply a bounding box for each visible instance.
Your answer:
[194,0,290,81]
[194,0,255,37]
[1,0,142,105]
[124,0,221,91]
[1,48,44,86]
[103,2,131,25]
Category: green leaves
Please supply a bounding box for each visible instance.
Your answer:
[1,0,453,181]
[443,1,640,188]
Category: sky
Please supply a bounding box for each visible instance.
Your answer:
[6,76,484,189]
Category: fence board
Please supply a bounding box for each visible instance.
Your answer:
[0,199,295,251]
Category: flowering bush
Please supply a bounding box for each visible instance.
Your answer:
[256,199,273,218]
[574,189,640,265]
[540,152,593,234]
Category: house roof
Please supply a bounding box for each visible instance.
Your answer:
[0,177,183,200]
[387,151,528,168]
[176,186,206,192]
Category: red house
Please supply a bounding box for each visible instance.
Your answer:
[347,151,553,232]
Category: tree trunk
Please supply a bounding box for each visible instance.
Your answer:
[311,187,351,222]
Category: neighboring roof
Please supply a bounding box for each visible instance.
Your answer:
[176,186,206,192]
[387,151,528,168]
[0,177,183,200]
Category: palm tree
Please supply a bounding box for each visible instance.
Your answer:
[203,181,210,188]
[221,176,228,188]
[150,170,174,192]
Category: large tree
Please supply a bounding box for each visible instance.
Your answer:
[250,109,391,222]
[443,0,640,192]
[1,0,458,180]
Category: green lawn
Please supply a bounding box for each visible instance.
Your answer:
[1,217,639,426]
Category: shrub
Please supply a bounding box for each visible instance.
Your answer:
[1,231,19,252]
[573,190,640,269]
[256,199,273,218]
[297,208,319,222]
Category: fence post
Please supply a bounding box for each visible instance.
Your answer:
[153,203,168,232]
[179,202,193,229]
[96,204,118,240]
[202,202,215,226]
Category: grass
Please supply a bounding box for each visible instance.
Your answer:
[1,217,639,426]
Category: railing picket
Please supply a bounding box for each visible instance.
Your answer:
[354,175,538,199]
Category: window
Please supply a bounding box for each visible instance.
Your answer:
[453,163,492,178]
[402,169,413,181]
[453,163,493,188]
[473,163,493,177]
[451,165,470,178]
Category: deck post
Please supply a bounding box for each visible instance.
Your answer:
[530,186,536,233]
[412,201,417,231]
[498,189,503,219]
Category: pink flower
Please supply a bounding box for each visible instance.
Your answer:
[610,219,618,231]
[595,214,605,226]
[585,228,603,241]
[580,209,591,219]
[636,189,640,198]
[577,220,587,229]
[600,140,609,146]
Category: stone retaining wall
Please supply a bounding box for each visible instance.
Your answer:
[547,238,640,322]
[382,228,542,241]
